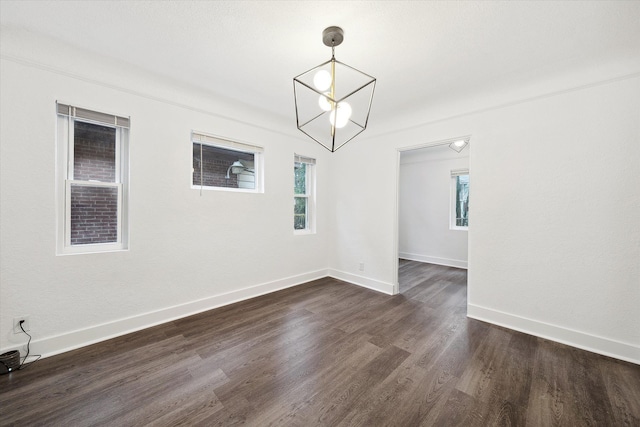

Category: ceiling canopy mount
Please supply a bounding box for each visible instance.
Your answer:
[322,26,344,48]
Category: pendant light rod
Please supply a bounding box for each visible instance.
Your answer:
[330,42,337,138]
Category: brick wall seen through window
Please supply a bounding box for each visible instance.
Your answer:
[74,122,116,181]
[70,185,118,245]
[192,144,254,188]
[70,122,118,246]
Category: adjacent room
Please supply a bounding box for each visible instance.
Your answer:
[1,1,639,425]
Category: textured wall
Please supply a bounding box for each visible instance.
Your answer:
[0,35,330,357]
[328,76,640,363]
[1,26,638,364]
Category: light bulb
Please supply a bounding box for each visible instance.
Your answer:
[318,93,332,111]
[313,70,332,91]
[329,102,352,129]
[453,140,466,147]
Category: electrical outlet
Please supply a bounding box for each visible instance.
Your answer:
[13,316,30,334]
[359,262,365,272]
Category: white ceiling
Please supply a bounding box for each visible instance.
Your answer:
[2,1,639,136]
[400,142,467,164]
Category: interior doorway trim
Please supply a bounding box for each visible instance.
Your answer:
[392,135,472,294]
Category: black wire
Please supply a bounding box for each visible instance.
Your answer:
[18,322,41,370]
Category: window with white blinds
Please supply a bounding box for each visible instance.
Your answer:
[294,154,316,233]
[56,102,130,254]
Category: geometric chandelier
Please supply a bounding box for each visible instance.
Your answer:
[293,26,376,152]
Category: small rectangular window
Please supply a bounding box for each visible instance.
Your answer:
[294,154,316,233]
[451,169,469,230]
[56,103,129,254]
[192,132,263,192]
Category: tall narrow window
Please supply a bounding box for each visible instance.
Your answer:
[192,132,263,192]
[56,103,130,254]
[294,154,316,233]
[451,169,469,229]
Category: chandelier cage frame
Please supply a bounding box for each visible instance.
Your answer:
[293,27,377,153]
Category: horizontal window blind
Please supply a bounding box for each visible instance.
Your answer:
[57,102,130,128]
[294,154,316,165]
[192,131,263,153]
[451,169,469,177]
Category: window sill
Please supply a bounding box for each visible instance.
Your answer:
[191,185,263,194]
[294,229,316,236]
[57,245,128,256]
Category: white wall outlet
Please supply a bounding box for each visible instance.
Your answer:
[13,316,30,334]
[359,262,365,272]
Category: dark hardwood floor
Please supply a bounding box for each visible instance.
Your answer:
[1,260,639,426]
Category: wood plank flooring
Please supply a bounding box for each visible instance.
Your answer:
[1,260,639,426]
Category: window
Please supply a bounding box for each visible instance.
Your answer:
[192,132,263,192]
[294,154,316,233]
[451,169,469,229]
[56,103,130,254]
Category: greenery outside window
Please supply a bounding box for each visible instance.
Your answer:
[294,154,316,233]
[451,169,469,229]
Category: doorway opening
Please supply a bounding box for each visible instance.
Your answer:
[394,137,470,297]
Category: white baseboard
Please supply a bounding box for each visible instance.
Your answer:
[467,303,640,365]
[399,252,467,269]
[11,275,636,366]
[327,269,396,295]
[6,269,329,360]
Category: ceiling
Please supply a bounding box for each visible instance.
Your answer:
[400,142,468,165]
[2,1,639,137]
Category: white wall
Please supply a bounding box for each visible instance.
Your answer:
[0,30,330,357]
[329,75,640,364]
[2,28,639,365]
[399,147,469,268]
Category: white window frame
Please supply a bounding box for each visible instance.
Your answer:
[294,154,316,234]
[191,131,264,193]
[450,168,469,231]
[56,102,130,254]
